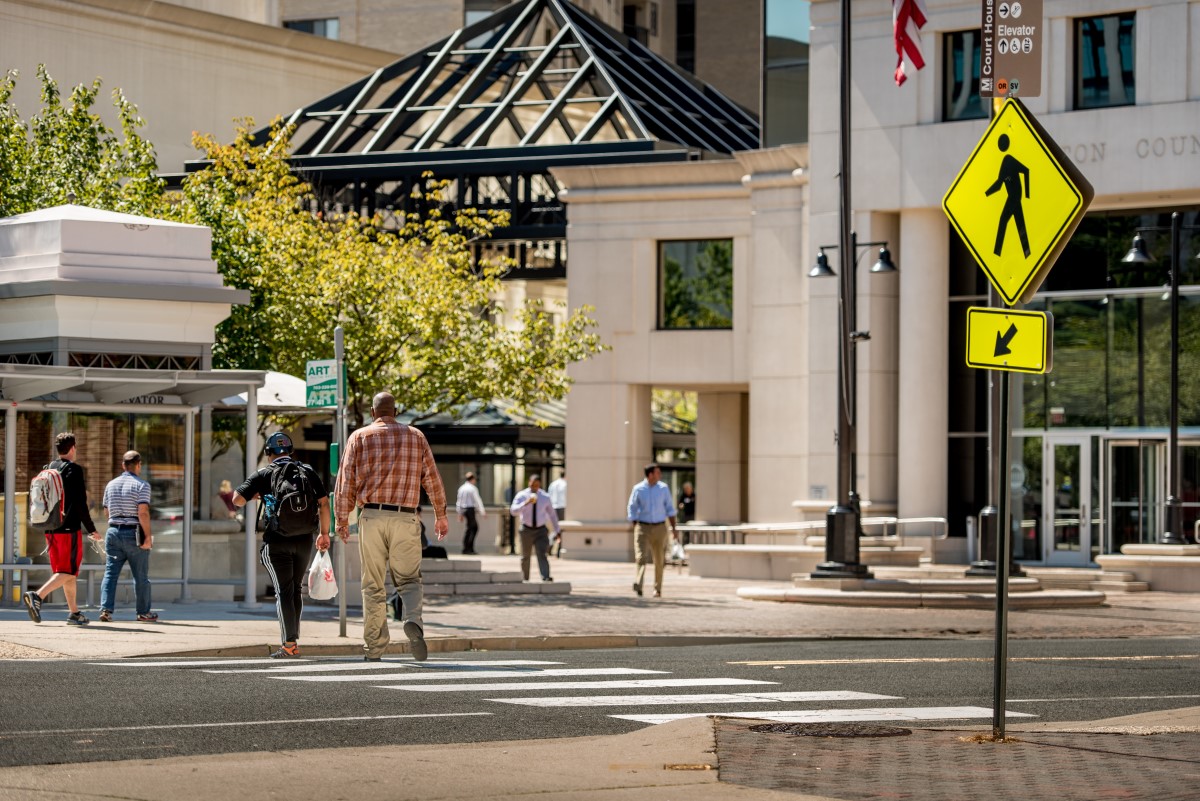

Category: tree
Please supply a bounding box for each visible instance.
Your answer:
[0,66,161,218]
[0,67,606,426]
[168,122,606,424]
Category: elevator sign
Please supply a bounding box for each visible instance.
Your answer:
[943,97,1093,306]
[980,0,1044,98]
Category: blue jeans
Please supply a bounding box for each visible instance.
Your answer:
[100,526,151,615]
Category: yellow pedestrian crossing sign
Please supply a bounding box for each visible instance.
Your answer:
[966,307,1053,374]
[943,98,1094,306]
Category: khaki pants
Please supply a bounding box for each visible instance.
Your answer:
[359,508,423,658]
[519,526,551,580]
[634,522,669,593]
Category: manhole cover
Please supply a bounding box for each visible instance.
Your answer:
[748,722,912,738]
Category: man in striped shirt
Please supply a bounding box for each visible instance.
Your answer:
[99,450,156,622]
[335,392,448,661]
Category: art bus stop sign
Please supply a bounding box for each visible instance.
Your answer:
[943,97,1094,306]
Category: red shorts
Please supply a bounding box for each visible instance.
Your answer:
[45,530,84,575]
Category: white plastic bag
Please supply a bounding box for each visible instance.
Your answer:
[307,549,338,601]
[668,539,687,562]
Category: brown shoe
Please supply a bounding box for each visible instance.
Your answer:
[98,610,113,623]
[654,590,662,598]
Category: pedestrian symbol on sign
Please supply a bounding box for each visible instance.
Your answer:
[985,134,1031,259]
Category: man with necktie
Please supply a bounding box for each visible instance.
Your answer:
[509,474,560,582]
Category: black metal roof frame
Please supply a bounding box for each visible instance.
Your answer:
[269,0,758,164]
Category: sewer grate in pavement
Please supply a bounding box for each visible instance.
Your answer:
[749,722,912,738]
[715,717,1200,801]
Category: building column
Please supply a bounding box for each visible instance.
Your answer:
[696,392,748,523]
[897,209,950,520]
[566,382,652,523]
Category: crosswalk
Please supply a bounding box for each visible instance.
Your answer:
[93,656,1035,726]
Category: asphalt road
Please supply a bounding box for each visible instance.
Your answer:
[2,636,1197,768]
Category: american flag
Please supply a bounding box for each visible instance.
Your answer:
[893,0,928,86]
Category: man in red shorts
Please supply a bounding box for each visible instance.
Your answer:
[23,432,98,626]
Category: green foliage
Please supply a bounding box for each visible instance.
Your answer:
[0,67,607,426]
[165,122,606,424]
[0,66,161,218]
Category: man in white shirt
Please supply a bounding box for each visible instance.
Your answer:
[509,475,561,582]
[455,472,487,555]
[547,473,567,557]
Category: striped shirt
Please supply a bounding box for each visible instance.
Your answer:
[334,417,447,528]
[103,471,150,526]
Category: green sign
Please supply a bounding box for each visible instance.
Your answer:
[306,359,337,407]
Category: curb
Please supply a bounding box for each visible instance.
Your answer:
[131,634,871,659]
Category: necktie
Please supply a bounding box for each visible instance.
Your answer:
[532,494,538,527]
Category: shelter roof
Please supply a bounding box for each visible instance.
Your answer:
[269,0,757,167]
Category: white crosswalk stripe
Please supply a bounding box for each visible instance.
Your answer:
[612,706,1037,725]
[271,667,668,683]
[383,678,778,692]
[208,659,563,674]
[87,657,1037,729]
[487,690,900,707]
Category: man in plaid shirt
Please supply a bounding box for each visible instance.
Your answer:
[335,392,448,661]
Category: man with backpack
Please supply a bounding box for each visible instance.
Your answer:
[233,432,330,658]
[23,432,98,626]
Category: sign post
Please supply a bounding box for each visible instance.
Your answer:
[333,330,348,638]
[944,96,1092,739]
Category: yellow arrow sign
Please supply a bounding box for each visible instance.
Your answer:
[943,98,1094,306]
[966,307,1053,374]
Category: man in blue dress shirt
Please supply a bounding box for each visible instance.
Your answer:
[509,474,561,582]
[627,463,678,598]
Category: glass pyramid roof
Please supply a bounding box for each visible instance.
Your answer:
[276,0,759,159]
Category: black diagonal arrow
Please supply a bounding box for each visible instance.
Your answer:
[994,323,1018,356]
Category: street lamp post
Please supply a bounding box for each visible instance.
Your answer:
[809,235,896,578]
[1122,212,1200,545]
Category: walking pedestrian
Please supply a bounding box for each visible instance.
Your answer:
[98,450,157,622]
[547,472,567,557]
[677,481,696,546]
[455,472,486,555]
[23,432,98,626]
[509,474,560,582]
[335,392,448,662]
[627,463,678,598]
[234,432,330,658]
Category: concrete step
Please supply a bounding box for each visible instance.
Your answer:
[421,559,482,573]
[455,581,572,595]
[1090,580,1150,592]
[797,577,1044,594]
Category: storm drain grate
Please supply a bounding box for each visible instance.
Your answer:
[749,722,912,738]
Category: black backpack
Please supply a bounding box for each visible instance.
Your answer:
[264,460,320,537]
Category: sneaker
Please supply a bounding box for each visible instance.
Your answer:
[67,611,89,626]
[136,613,159,622]
[654,590,662,598]
[22,591,42,623]
[98,610,113,623]
[270,643,300,659]
[542,576,553,582]
[403,621,428,662]
[633,582,643,597]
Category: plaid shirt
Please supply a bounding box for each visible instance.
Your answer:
[334,417,447,529]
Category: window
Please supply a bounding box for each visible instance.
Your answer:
[658,240,733,329]
[943,30,985,121]
[1075,12,1135,109]
[284,18,340,40]
[675,0,695,72]
[764,0,811,145]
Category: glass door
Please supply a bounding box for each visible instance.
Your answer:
[1043,436,1093,565]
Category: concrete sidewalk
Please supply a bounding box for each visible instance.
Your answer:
[2,555,1199,800]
